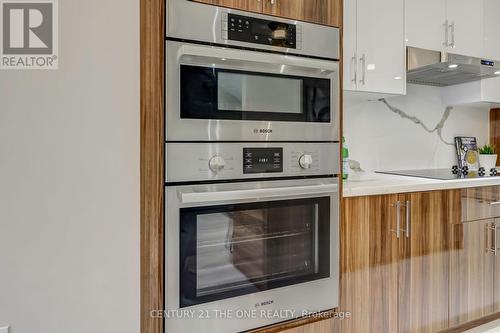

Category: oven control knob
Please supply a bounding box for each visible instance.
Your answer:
[209,156,225,173]
[299,154,313,169]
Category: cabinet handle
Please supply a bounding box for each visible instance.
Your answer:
[392,201,402,239]
[351,53,357,86]
[493,223,500,256]
[487,223,498,256]
[359,54,366,85]
[449,21,455,48]
[488,201,500,206]
[405,200,411,238]
[443,20,449,47]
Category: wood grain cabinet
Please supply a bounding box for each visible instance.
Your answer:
[263,0,341,27]
[452,186,500,324]
[191,0,342,27]
[398,191,457,333]
[192,0,262,13]
[449,218,496,326]
[340,190,460,333]
[341,194,400,333]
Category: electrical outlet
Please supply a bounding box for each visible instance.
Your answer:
[0,326,9,333]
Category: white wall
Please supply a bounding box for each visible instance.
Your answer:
[0,1,140,333]
[344,85,491,172]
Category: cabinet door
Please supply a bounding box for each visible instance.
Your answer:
[342,0,357,90]
[495,219,500,312]
[398,191,454,333]
[263,0,342,27]
[405,0,446,51]
[483,0,500,59]
[192,0,263,13]
[355,0,405,94]
[340,194,399,333]
[449,219,495,326]
[445,0,483,57]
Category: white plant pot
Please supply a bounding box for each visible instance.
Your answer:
[479,154,498,171]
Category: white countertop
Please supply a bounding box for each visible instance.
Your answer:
[343,172,500,197]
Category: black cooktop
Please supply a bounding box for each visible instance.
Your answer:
[377,168,500,180]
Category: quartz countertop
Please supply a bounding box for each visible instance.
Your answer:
[343,171,500,197]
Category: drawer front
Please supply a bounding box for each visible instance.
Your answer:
[462,186,500,222]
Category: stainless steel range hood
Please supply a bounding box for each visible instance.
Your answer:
[407,47,500,87]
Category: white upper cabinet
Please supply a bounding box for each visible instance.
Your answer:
[343,0,357,91]
[405,0,447,51]
[483,0,500,60]
[344,0,405,95]
[405,0,483,57]
[446,0,483,57]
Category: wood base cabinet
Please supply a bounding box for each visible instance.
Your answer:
[449,218,496,326]
[341,194,399,333]
[191,0,342,27]
[191,0,262,13]
[398,191,456,333]
[340,190,460,333]
[451,186,500,325]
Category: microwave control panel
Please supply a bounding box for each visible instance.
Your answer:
[223,13,301,49]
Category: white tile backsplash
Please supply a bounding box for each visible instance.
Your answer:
[344,84,491,172]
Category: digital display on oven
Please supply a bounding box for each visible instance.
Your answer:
[227,13,297,49]
[243,148,283,174]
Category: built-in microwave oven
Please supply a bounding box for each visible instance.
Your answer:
[165,0,340,142]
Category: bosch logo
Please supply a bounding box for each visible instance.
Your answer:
[253,129,273,134]
[255,299,274,308]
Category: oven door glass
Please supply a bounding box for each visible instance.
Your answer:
[180,65,331,123]
[179,197,330,308]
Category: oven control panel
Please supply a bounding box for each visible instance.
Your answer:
[223,13,301,49]
[243,148,283,174]
[166,142,339,183]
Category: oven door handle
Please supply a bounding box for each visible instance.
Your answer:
[179,183,338,205]
[179,44,339,72]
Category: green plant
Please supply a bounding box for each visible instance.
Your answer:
[479,144,496,155]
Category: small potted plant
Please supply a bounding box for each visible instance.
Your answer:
[479,144,498,171]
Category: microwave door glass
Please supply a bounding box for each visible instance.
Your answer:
[217,72,303,114]
[180,65,331,123]
[179,197,331,308]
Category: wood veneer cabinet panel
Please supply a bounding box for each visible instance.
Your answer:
[263,0,342,27]
[192,0,263,13]
[398,191,454,333]
[141,0,165,332]
[462,186,500,222]
[449,219,495,326]
[495,218,500,313]
[279,318,336,333]
[340,194,399,333]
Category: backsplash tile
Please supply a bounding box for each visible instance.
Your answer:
[344,85,490,172]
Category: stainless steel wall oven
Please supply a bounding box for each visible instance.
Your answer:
[164,1,340,332]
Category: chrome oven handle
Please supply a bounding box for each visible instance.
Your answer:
[178,43,339,72]
[178,183,338,205]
